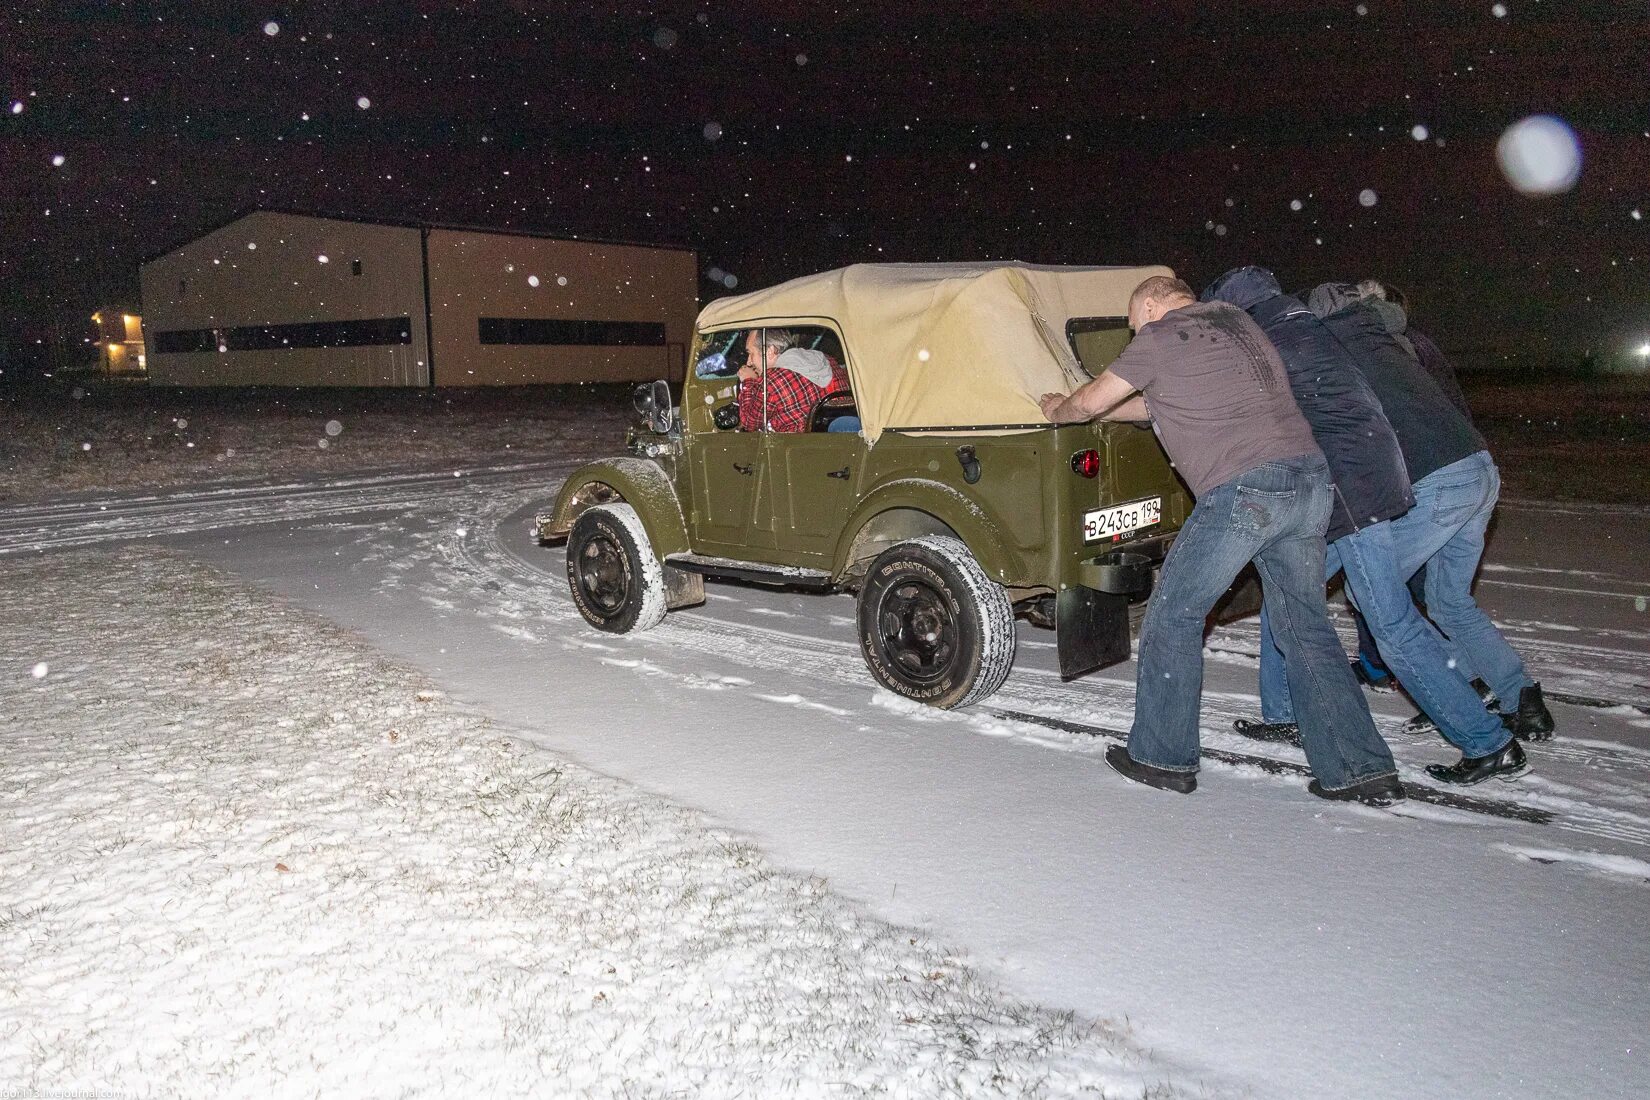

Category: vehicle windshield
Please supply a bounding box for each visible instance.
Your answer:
[695,330,746,378]
[1066,317,1133,378]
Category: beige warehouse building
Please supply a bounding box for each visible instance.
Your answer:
[139,210,697,387]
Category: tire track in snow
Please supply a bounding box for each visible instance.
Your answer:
[405,494,1650,854]
[0,461,582,555]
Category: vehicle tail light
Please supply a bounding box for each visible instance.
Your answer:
[1071,449,1101,478]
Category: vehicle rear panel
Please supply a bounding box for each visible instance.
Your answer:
[1048,421,1191,593]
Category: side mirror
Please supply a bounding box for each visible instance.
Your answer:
[632,379,674,434]
[712,403,741,431]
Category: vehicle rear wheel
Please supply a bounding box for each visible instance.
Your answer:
[857,535,1015,709]
[566,503,668,633]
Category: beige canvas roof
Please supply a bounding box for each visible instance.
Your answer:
[695,262,1173,444]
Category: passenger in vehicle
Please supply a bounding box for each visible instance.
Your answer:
[1040,274,1403,806]
[737,328,848,434]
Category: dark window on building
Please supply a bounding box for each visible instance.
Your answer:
[153,328,218,354]
[477,317,667,347]
[153,317,411,353]
[226,316,411,350]
[351,259,362,276]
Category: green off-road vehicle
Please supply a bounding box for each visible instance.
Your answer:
[537,262,1195,709]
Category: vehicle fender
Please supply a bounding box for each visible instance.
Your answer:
[540,456,691,559]
[833,478,1025,585]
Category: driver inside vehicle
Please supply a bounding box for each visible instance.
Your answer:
[737,328,848,433]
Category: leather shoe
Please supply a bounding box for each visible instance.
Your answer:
[1425,738,1529,785]
[1508,683,1556,741]
[1105,744,1196,794]
[1308,774,1407,807]
[1232,718,1301,746]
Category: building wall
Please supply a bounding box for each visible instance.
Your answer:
[424,230,696,386]
[140,212,430,387]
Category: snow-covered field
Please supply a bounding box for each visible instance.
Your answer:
[3,404,1649,1099]
[0,549,1187,1098]
[0,384,630,503]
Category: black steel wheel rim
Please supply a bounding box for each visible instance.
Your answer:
[577,531,631,615]
[875,577,959,685]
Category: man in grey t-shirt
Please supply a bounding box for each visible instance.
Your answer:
[1041,275,1401,805]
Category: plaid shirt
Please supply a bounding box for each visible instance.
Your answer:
[739,361,848,433]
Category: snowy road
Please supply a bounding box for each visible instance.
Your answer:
[7,467,1649,1098]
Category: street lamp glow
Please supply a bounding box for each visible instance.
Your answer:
[1636,343,1650,358]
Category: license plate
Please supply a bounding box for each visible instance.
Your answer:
[1083,497,1162,542]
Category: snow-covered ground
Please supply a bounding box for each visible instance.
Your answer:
[4,424,1649,1098]
[0,384,629,503]
[0,549,1188,1098]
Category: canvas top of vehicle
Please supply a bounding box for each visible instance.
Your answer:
[692,261,1174,443]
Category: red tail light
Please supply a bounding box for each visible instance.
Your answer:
[1071,449,1101,478]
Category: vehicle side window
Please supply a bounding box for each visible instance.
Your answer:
[697,324,854,435]
[1067,317,1133,378]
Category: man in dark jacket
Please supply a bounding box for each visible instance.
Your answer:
[1359,280,1474,421]
[1205,267,1523,784]
[1344,280,1474,687]
[1041,275,1401,805]
[1309,283,1554,783]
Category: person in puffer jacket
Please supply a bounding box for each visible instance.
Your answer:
[1308,283,1555,783]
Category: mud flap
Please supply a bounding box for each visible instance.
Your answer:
[662,564,706,610]
[1056,587,1132,680]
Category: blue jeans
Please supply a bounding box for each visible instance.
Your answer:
[1129,455,1397,791]
[1259,519,1511,757]
[1390,451,1534,707]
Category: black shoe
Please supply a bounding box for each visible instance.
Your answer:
[1105,745,1197,794]
[1425,738,1530,785]
[1232,718,1302,746]
[1399,712,1440,737]
[1399,680,1499,738]
[1508,683,1556,741]
[1350,657,1398,694]
[1308,774,1407,807]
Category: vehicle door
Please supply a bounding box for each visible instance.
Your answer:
[685,327,775,556]
[758,323,862,563]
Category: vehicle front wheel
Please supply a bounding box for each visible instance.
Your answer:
[566,503,669,634]
[857,535,1015,709]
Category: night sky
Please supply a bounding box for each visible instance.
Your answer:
[3,0,1646,372]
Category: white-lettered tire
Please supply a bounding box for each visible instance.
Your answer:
[566,503,669,634]
[856,534,1015,709]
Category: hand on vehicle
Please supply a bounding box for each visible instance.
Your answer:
[1040,392,1076,422]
